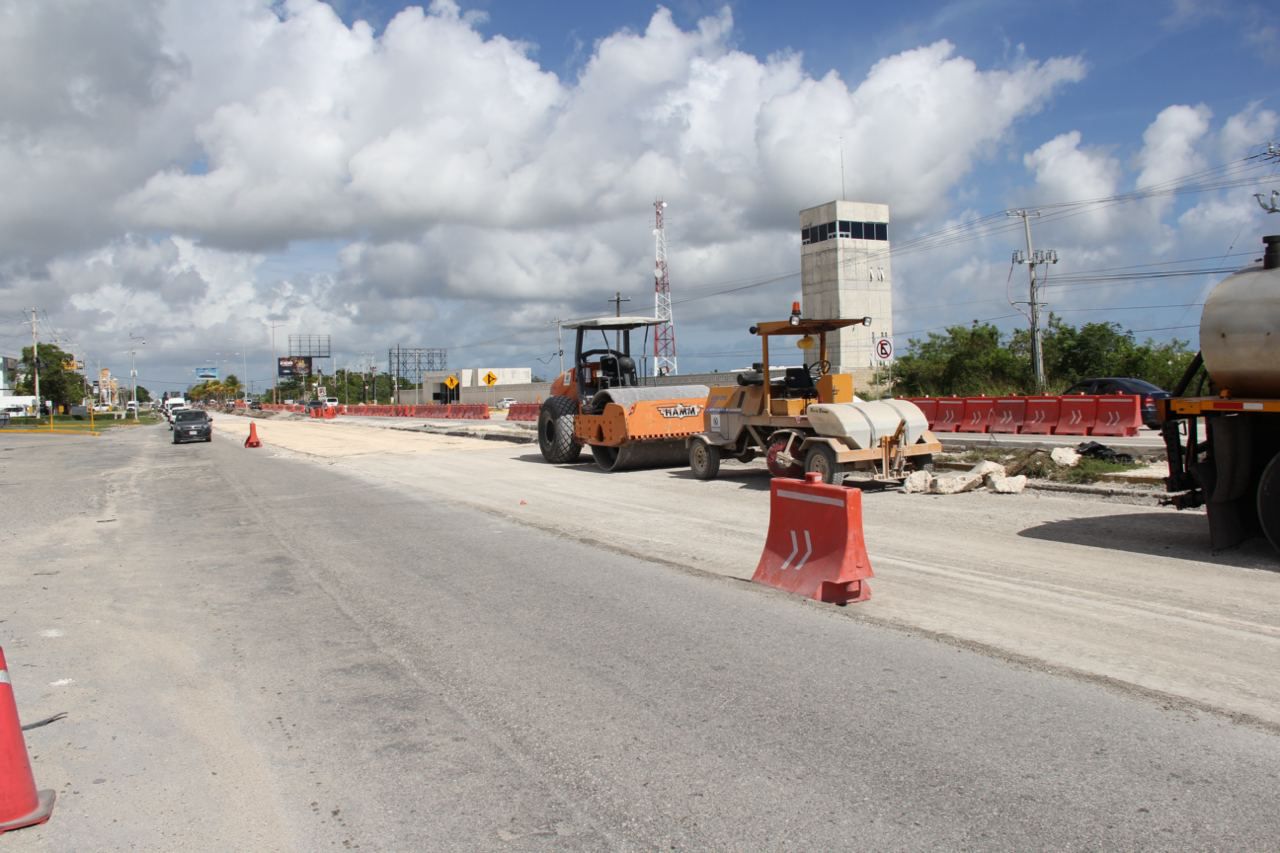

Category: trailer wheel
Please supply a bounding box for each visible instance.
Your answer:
[1259,451,1280,554]
[689,440,721,480]
[804,444,844,485]
[538,396,582,464]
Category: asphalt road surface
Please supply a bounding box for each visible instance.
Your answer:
[1,424,1278,850]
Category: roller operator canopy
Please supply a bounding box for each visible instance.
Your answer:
[562,316,668,331]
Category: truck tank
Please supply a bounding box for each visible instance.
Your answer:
[1199,235,1280,397]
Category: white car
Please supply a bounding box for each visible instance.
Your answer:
[496,397,518,409]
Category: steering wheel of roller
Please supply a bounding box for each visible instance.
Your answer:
[807,360,831,380]
[580,349,627,362]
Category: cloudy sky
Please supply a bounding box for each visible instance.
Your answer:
[2,0,1277,395]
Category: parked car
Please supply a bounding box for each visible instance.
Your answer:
[1061,377,1170,429]
[171,409,213,443]
[324,397,340,408]
[496,397,518,409]
[305,399,325,412]
[248,400,262,411]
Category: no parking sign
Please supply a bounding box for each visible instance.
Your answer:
[875,337,894,360]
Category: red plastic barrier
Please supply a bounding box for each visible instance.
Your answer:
[752,473,873,605]
[932,398,965,432]
[961,397,995,433]
[323,406,336,419]
[1092,394,1141,436]
[988,397,1026,434]
[1056,395,1098,435]
[0,647,55,834]
[507,403,539,422]
[1021,397,1059,434]
[908,398,938,425]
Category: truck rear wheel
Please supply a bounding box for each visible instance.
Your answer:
[689,440,721,480]
[1259,451,1280,554]
[538,396,582,464]
[804,444,844,485]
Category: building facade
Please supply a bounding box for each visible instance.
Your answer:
[799,200,893,389]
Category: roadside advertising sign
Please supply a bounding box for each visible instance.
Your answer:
[277,356,313,377]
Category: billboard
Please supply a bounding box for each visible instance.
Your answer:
[195,366,218,379]
[277,356,313,377]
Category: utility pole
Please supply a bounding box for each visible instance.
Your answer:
[267,321,284,403]
[29,308,39,411]
[128,332,145,419]
[1008,209,1058,394]
[608,292,630,349]
[552,319,565,376]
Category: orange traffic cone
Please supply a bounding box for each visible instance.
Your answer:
[244,422,262,448]
[0,648,55,835]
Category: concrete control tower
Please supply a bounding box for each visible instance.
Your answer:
[799,200,893,388]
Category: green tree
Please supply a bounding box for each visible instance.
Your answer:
[15,343,87,408]
[889,315,1197,397]
[890,322,1026,396]
[135,385,152,403]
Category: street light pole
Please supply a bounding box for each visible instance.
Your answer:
[128,332,145,420]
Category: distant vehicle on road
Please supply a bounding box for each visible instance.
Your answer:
[496,397,518,409]
[1062,377,1169,429]
[324,397,339,408]
[305,400,324,412]
[249,401,262,411]
[172,409,212,444]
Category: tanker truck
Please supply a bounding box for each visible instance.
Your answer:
[1160,234,1280,554]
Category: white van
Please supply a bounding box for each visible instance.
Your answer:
[324,397,339,408]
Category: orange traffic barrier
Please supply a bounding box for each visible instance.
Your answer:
[1056,395,1097,435]
[1021,397,1059,434]
[907,398,938,425]
[244,422,262,448]
[961,397,995,432]
[507,403,540,422]
[0,648,55,835]
[752,473,873,605]
[1091,394,1141,436]
[989,397,1026,433]
[323,406,336,419]
[932,398,965,432]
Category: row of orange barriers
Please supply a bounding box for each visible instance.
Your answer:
[902,395,1143,437]
[258,403,490,420]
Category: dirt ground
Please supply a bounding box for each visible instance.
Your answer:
[238,414,1280,729]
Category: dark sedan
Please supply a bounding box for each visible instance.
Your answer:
[172,409,213,444]
[1062,377,1170,429]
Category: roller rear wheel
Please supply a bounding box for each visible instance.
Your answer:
[1259,451,1280,554]
[537,396,582,464]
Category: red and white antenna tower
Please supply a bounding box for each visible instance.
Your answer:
[652,199,678,376]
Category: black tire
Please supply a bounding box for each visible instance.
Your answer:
[538,396,582,464]
[803,444,843,485]
[1259,451,1280,554]
[689,440,721,480]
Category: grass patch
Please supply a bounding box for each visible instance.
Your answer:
[1052,457,1144,484]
